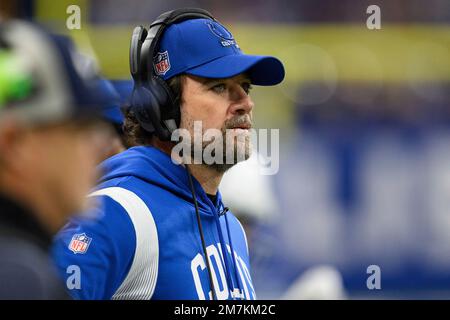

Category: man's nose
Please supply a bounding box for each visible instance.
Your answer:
[229,87,254,115]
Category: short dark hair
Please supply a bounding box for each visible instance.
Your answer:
[123,75,184,147]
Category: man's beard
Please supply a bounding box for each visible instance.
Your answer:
[189,116,253,173]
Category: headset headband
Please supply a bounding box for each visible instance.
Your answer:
[130,8,215,85]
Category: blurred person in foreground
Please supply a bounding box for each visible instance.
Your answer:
[52,8,284,300]
[0,21,108,299]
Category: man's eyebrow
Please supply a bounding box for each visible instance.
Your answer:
[199,77,228,85]
[199,76,251,85]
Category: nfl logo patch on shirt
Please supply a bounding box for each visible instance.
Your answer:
[153,51,171,75]
[68,233,92,254]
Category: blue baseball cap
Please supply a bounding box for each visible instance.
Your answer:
[154,18,285,86]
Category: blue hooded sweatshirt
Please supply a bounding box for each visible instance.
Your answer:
[52,146,255,300]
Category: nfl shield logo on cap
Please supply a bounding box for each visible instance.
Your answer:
[153,51,171,76]
[68,233,92,254]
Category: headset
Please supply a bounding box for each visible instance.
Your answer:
[129,8,221,300]
[129,8,216,141]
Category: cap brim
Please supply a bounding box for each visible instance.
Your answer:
[185,54,285,86]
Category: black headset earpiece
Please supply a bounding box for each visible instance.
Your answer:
[129,8,215,141]
[132,77,177,141]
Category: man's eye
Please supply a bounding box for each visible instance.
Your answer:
[211,83,226,93]
[241,82,253,94]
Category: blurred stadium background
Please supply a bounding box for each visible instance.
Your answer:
[2,0,450,299]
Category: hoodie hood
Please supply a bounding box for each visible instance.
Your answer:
[98,145,223,216]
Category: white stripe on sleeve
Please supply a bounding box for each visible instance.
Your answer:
[89,187,159,300]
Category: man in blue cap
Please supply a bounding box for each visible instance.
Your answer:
[0,21,110,299]
[52,9,284,300]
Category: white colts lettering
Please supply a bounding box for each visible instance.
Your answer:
[191,244,254,300]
